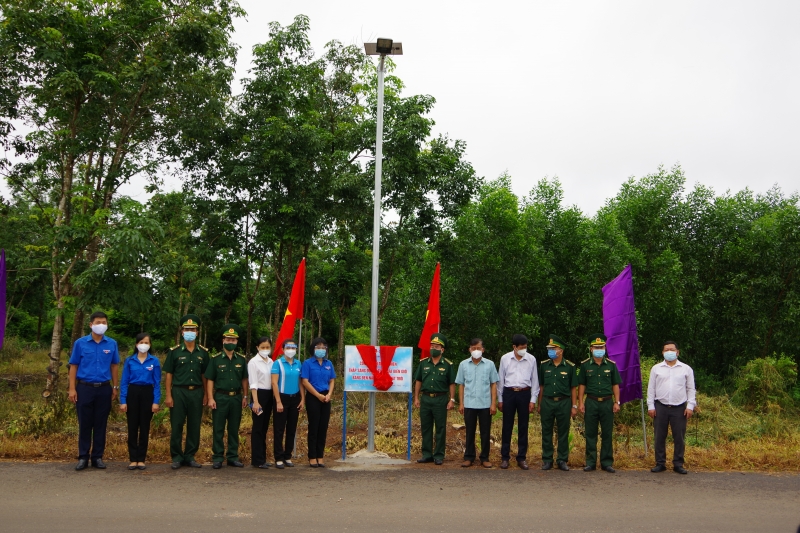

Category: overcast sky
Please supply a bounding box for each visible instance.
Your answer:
[222,0,800,214]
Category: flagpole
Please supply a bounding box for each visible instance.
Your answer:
[639,364,648,454]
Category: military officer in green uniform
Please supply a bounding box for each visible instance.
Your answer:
[577,334,622,473]
[164,314,209,469]
[413,333,456,465]
[537,334,578,471]
[206,324,249,469]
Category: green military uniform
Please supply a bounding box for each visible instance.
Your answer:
[164,314,209,465]
[577,334,622,468]
[205,324,248,464]
[538,334,578,465]
[414,333,456,462]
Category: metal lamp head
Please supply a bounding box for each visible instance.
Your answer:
[375,38,393,55]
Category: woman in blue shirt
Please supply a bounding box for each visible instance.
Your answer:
[119,332,162,470]
[301,337,336,467]
[271,338,305,469]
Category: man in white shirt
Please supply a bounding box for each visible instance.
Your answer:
[497,334,540,470]
[647,340,696,475]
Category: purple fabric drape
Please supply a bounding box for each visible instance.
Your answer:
[0,249,6,350]
[602,264,642,404]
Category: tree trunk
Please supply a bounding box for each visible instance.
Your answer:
[70,307,85,346]
[337,297,346,375]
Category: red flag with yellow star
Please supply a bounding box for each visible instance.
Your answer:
[417,263,440,360]
[273,258,306,360]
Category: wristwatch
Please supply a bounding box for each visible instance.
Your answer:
[450,398,456,402]
[112,386,119,390]
[572,404,578,409]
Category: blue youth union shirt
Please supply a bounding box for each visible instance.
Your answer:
[69,334,121,383]
[120,353,162,404]
[301,358,337,392]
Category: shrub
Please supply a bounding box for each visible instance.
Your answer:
[731,354,797,413]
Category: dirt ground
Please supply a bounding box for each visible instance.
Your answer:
[0,461,798,533]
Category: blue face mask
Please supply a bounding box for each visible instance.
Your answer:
[663,351,678,361]
[314,349,326,359]
[183,331,197,342]
[547,348,558,359]
[592,349,605,358]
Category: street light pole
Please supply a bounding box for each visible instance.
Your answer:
[364,39,402,453]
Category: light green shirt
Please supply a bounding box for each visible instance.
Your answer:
[455,357,499,409]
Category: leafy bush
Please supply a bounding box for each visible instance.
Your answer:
[5,392,74,437]
[0,337,25,362]
[731,355,798,413]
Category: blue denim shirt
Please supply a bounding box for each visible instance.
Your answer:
[69,334,120,383]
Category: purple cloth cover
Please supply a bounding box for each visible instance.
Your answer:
[602,264,642,404]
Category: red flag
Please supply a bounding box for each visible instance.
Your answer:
[417,263,440,360]
[273,258,306,360]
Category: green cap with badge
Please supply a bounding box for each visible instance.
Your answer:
[181,314,201,328]
[430,332,447,348]
[546,334,565,349]
[588,334,607,346]
[222,323,241,338]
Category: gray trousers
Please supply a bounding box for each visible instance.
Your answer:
[654,401,687,467]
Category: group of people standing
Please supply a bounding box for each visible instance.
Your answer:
[414,332,696,474]
[68,313,336,470]
[67,312,695,474]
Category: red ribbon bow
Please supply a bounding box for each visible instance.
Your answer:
[355,345,399,391]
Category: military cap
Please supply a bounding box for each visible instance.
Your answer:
[181,314,201,328]
[512,333,528,346]
[589,334,607,346]
[430,332,447,348]
[546,334,565,349]
[222,323,241,338]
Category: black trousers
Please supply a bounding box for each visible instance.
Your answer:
[273,392,301,462]
[654,401,688,467]
[305,392,331,460]
[501,388,532,461]
[250,389,274,466]
[76,382,112,461]
[463,407,491,462]
[126,384,154,462]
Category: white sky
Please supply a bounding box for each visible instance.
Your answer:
[226,0,800,214]
[5,1,800,215]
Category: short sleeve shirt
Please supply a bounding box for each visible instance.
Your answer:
[577,357,622,396]
[414,357,456,393]
[455,358,499,409]
[301,358,336,392]
[163,343,210,386]
[205,352,248,391]
[69,335,120,383]
[538,358,578,397]
[271,357,302,394]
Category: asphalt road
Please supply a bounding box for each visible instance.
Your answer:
[1,462,798,533]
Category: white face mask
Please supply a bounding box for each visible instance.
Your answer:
[136,344,150,353]
[471,350,483,360]
[258,349,272,359]
[516,348,527,356]
[284,349,296,359]
[91,324,108,335]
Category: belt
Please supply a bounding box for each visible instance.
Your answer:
[422,391,446,397]
[656,400,687,408]
[546,395,566,401]
[317,390,329,395]
[174,385,201,390]
[215,389,241,396]
[280,392,300,398]
[587,395,613,402]
[77,380,110,387]
[504,387,531,392]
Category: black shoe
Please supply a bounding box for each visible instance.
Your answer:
[651,464,667,473]
[309,461,318,468]
[583,465,596,472]
[500,460,510,469]
[417,457,434,464]
[92,459,106,469]
[128,464,137,470]
[171,462,181,470]
[75,459,89,471]
[602,465,616,473]
[434,459,443,465]
[284,460,295,467]
[137,465,146,470]
[256,464,270,469]
[673,466,688,475]
[317,463,325,468]
[263,462,273,467]
[187,460,202,468]
[542,462,553,471]
[275,461,285,469]
[227,460,244,468]
[557,461,570,471]
[212,462,222,469]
